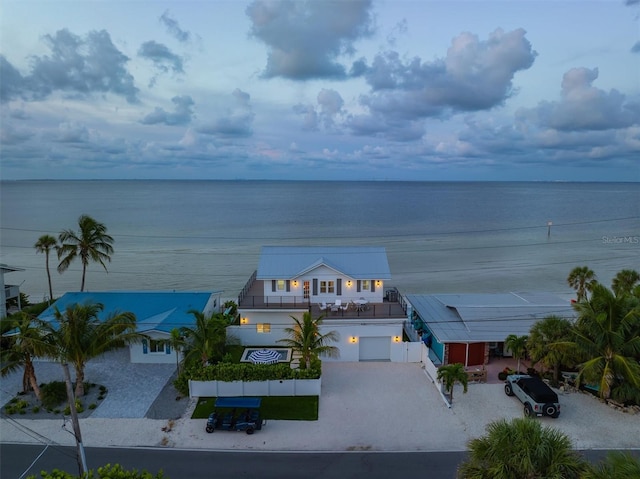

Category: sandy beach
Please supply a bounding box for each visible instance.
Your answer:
[2,361,639,453]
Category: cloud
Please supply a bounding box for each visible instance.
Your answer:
[246,0,375,80]
[160,10,191,43]
[54,121,90,143]
[346,28,537,141]
[1,29,139,103]
[294,88,344,130]
[518,67,640,131]
[138,41,185,74]
[632,41,640,54]
[141,95,195,126]
[196,89,254,137]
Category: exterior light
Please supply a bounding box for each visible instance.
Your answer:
[350,336,358,343]
[240,317,248,324]
[376,280,382,287]
[346,280,352,287]
[393,336,401,343]
[292,280,298,287]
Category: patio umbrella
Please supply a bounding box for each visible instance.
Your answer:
[248,349,281,364]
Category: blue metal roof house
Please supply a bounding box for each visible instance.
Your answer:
[236,246,407,362]
[405,292,576,368]
[39,291,222,364]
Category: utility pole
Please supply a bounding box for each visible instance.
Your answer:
[62,362,87,476]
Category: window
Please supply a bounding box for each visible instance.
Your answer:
[362,280,370,291]
[277,280,286,291]
[257,323,271,333]
[149,339,165,353]
[320,281,335,294]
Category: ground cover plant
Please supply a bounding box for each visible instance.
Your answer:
[192,396,319,421]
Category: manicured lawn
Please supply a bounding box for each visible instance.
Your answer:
[192,396,319,421]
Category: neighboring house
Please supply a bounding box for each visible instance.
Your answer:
[1,263,25,318]
[38,291,222,364]
[404,292,576,369]
[234,246,408,362]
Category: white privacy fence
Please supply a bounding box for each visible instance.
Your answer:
[189,378,321,397]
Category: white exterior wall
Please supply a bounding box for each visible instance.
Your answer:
[231,309,302,346]
[261,265,385,304]
[129,330,180,364]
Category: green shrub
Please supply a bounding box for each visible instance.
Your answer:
[32,406,41,413]
[27,463,165,478]
[41,381,68,409]
[89,403,97,410]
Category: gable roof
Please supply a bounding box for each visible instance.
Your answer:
[256,246,392,280]
[406,292,576,343]
[38,291,219,335]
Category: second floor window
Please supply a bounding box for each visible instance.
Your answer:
[362,280,370,291]
[320,281,335,294]
[277,280,285,291]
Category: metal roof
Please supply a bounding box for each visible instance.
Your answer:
[38,291,219,334]
[256,246,392,280]
[406,292,576,343]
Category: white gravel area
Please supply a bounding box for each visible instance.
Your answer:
[2,361,639,452]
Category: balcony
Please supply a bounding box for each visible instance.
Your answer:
[238,279,407,319]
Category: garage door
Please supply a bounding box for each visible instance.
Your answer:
[359,337,391,361]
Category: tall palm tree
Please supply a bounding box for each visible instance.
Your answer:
[612,269,640,298]
[437,362,468,404]
[0,312,50,401]
[57,215,114,292]
[457,418,587,479]
[34,234,58,302]
[504,334,528,373]
[180,310,228,367]
[277,311,339,369]
[46,302,139,397]
[567,266,597,302]
[569,283,640,400]
[528,316,574,384]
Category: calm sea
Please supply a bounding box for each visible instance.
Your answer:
[1,180,638,302]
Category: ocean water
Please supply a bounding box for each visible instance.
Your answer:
[1,180,638,302]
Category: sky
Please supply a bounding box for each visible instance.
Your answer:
[1,0,639,181]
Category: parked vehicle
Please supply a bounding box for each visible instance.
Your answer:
[504,374,560,418]
[206,397,264,434]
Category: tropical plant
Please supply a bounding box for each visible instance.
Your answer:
[27,463,165,478]
[0,312,50,401]
[612,269,640,298]
[180,310,228,367]
[528,316,574,384]
[277,311,339,369]
[166,328,186,374]
[436,362,468,404]
[457,417,587,479]
[568,283,640,400]
[567,265,597,302]
[504,334,528,374]
[34,234,58,302]
[582,451,640,479]
[45,302,139,397]
[57,215,114,292]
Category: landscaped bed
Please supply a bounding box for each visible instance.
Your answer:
[192,396,319,421]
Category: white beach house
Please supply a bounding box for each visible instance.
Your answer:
[232,246,409,361]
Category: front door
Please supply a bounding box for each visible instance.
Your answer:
[303,281,310,299]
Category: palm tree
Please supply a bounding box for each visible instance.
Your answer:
[180,310,228,367]
[612,269,640,298]
[34,234,58,302]
[57,215,114,292]
[46,302,139,397]
[277,311,339,369]
[583,451,640,479]
[437,362,468,404]
[457,418,587,479]
[528,316,574,384]
[568,283,640,400]
[567,266,597,302]
[0,312,50,401]
[167,327,186,374]
[504,334,528,373]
